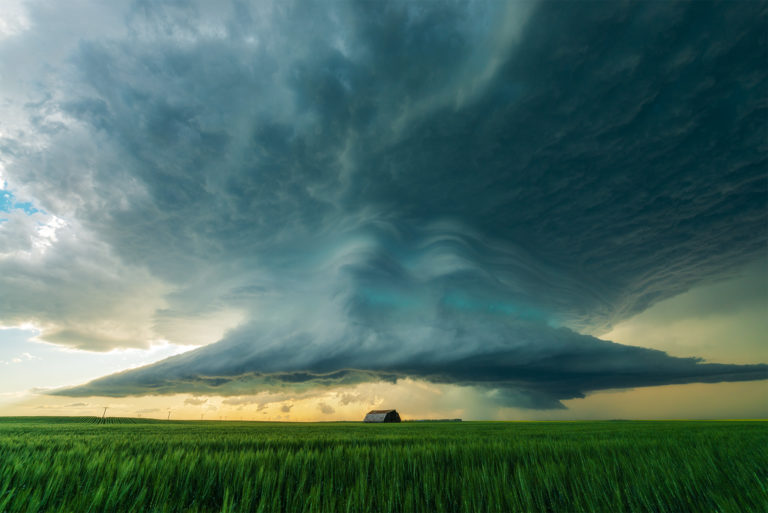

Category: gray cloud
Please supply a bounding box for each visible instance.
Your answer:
[338,393,368,406]
[1,1,766,406]
[221,397,256,406]
[318,402,335,415]
[34,401,89,410]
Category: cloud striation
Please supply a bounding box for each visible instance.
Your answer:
[1,0,766,408]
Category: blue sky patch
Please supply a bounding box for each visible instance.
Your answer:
[0,189,40,215]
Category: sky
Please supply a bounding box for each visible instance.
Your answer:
[0,0,766,421]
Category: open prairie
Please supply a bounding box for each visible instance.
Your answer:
[0,418,765,512]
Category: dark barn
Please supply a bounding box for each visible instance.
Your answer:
[363,409,402,423]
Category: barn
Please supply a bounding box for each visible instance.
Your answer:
[363,409,401,423]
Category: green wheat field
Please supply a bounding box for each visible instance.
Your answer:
[0,418,765,512]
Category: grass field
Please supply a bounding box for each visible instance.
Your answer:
[0,418,765,512]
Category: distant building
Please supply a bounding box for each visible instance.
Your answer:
[363,409,402,423]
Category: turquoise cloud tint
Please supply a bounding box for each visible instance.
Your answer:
[0,0,764,407]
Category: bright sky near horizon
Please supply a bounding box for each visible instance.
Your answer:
[0,0,766,420]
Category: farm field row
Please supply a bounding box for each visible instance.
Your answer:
[0,418,765,512]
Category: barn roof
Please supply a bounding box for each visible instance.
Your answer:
[363,409,401,423]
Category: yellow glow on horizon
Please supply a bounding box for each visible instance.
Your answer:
[3,378,766,421]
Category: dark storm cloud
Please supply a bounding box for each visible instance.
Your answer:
[56,314,768,409]
[1,1,766,406]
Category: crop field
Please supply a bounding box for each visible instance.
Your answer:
[0,418,765,512]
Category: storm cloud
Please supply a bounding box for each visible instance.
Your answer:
[1,1,766,408]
